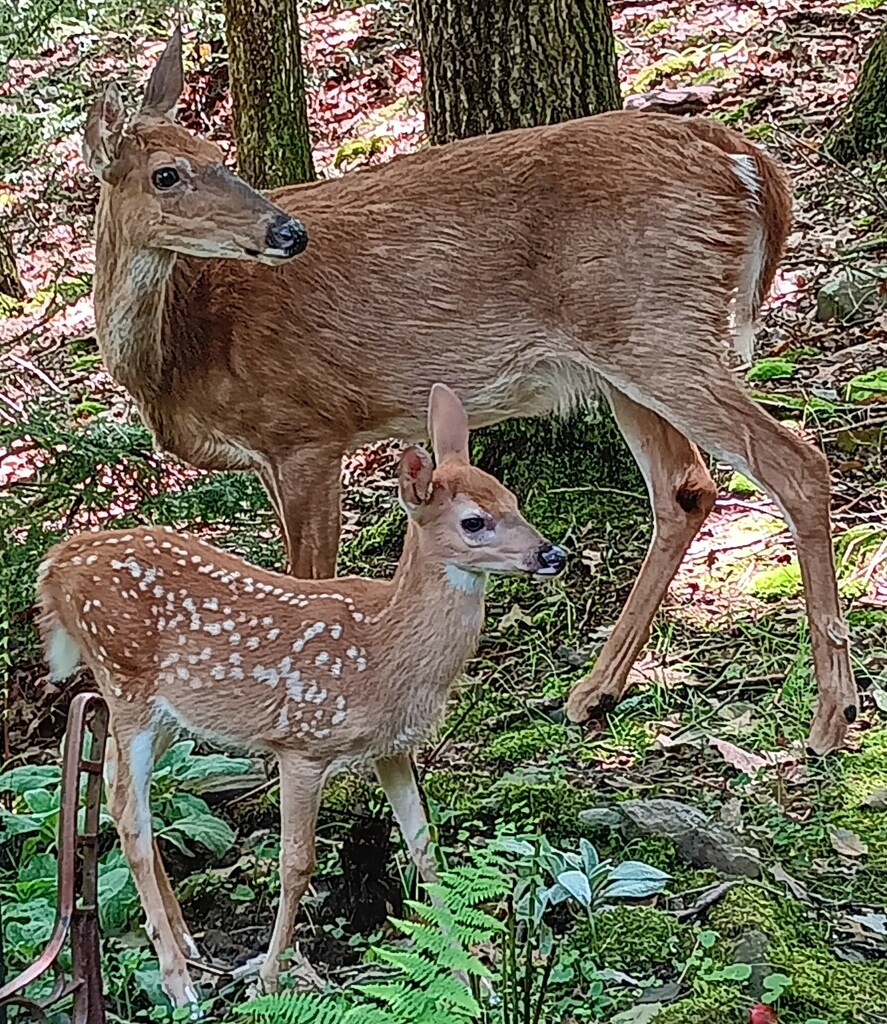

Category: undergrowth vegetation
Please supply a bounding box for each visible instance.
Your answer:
[3,0,887,1022]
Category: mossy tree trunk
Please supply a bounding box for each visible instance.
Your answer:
[221,0,314,187]
[414,0,628,506]
[827,26,887,163]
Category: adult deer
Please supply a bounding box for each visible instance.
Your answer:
[83,31,855,753]
[38,384,566,1012]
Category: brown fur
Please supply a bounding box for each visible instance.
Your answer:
[83,39,854,754]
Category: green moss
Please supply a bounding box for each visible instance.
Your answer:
[708,884,887,1022]
[321,773,375,815]
[750,560,802,600]
[480,720,571,766]
[747,358,797,382]
[591,906,680,973]
[653,991,745,1024]
[489,777,596,839]
[725,472,758,498]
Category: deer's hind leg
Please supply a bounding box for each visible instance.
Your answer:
[107,732,199,961]
[566,385,717,723]
[581,344,855,754]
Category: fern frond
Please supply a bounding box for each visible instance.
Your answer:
[233,990,347,1024]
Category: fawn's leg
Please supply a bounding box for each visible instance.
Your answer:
[260,757,324,993]
[264,448,343,579]
[106,734,198,960]
[566,386,717,722]
[108,724,200,1014]
[597,354,855,754]
[376,753,493,996]
[375,754,438,883]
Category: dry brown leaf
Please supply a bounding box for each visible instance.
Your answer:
[709,738,769,775]
[829,827,869,859]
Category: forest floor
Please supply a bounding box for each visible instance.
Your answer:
[2,1,887,1022]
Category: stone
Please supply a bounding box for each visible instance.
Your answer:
[578,806,624,829]
[816,268,886,323]
[732,928,771,999]
[619,798,762,878]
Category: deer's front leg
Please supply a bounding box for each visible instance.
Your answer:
[262,447,343,579]
[260,758,324,993]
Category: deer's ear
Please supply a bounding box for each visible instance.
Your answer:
[428,383,469,465]
[398,446,435,514]
[141,28,184,119]
[82,83,126,180]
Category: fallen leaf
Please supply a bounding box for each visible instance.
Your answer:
[829,826,869,858]
[771,863,813,903]
[710,738,769,775]
[862,787,887,811]
[498,604,533,630]
[848,911,887,935]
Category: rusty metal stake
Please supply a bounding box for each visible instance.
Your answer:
[0,692,108,1023]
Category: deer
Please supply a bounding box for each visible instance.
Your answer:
[37,383,567,1014]
[81,30,856,754]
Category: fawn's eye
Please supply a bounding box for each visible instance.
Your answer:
[152,167,180,190]
[461,515,487,534]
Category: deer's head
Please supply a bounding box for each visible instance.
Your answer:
[82,29,307,265]
[399,384,568,580]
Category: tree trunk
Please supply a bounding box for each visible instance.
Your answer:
[414,0,627,506]
[221,0,314,188]
[827,26,887,163]
[417,0,620,144]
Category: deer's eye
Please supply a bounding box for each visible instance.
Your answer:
[461,515,487,534]
[152,167,180,190]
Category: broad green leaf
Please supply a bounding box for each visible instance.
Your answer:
[0,764,61,794]
[556,869,593,907]
[0,808,44,838]
[580,837,599,876]
[159,812,235,856]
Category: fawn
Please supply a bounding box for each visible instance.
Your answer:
[37,384,566,1013]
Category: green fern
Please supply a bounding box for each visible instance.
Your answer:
[232,853,508,1023]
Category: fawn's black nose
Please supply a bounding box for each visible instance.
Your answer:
[537,543,568,575]
[265,215,308,257]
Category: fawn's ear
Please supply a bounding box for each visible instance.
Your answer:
[82,83,126,180]
[428,383,470,465]
[141,27,184,119]
[398,446,435,514]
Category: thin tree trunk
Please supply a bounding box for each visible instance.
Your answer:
[827,26,887,163]
[414,0,626,501]
[221,0,314,188]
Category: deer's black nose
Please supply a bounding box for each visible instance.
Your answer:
[266,215,308,257]
[537,543,568,575]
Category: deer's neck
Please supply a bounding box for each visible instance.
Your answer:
[92,191,176,395]
[379,526,487,694]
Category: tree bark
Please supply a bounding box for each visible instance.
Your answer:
[221,0,314,188]
[414,0,626,501]
[417,0,620,144]
[827,26,887,163]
